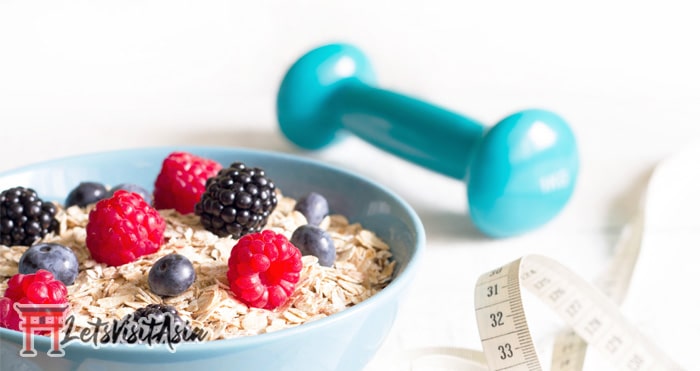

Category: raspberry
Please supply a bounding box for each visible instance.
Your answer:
[0,187,59,246]
[227,230,302,310]
[86,190,166,266]
[195,162,277,239]
[0,270,68,332]
[153,152,222,214]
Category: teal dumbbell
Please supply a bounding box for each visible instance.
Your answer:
[277,43,578,237]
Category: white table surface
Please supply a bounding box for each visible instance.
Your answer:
[1,1,699,370]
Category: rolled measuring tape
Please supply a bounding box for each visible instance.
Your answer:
[406,144,700,370]
[474,253,679,371]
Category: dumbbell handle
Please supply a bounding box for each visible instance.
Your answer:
[277,43,579,237]
[327,82,485,179]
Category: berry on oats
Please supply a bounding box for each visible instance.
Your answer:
[127,304,192,343]
[227,230,302,310]
[131,303,184,326]
[108,183,152,205]
[153,152,222,214]
[65,181,108,208]
[195,162,277,239]
[148,254,196,297]
[0,270,68,331]
[294,192,329,226]
[86,190,166,266]
[18,242,79,285]
[290,224,336,267]
[0,187,59,246]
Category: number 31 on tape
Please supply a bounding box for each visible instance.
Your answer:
[474,255,682,371]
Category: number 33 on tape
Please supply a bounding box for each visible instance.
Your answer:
[408,148,695,370]
[474,255,682,371]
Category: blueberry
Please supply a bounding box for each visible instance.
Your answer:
[148,254,196,297]
[294,192,329,226]
[65,181,108,207]
[18,242,79,285]
[108,183,152,205]
[290,225,335,267]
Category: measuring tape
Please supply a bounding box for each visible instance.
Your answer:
[475,253,680,371]
[406,147,697,370]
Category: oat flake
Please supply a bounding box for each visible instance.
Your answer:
[0,195,394,340]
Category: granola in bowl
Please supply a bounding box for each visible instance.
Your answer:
[0,147,425,371]
[0,192,394,340]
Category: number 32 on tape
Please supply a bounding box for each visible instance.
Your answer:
[474,255,682,371]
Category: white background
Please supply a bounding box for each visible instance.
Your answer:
[1,1,699,369]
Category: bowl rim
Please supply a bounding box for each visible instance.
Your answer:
[0,145,426,355]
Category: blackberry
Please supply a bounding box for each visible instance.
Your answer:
[132,304,185,326]
[0,187,59,246]
[126,304,190,344]
[195,162,277,239]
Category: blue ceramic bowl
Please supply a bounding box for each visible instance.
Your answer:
[0,146,424,371]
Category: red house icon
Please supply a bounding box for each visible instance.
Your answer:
[14,303,70,357]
